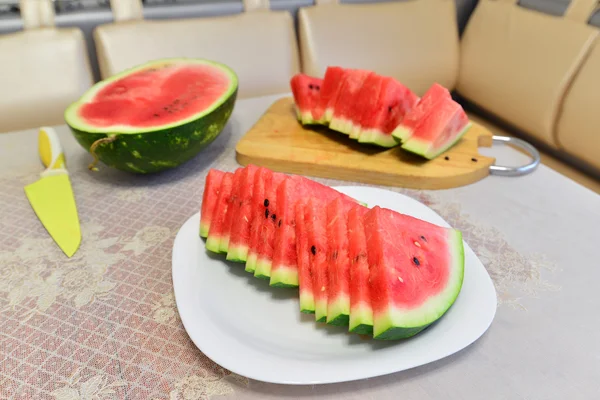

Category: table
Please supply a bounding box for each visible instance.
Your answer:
[1,93,599,399]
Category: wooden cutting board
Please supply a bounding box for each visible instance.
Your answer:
[235,97,496,189]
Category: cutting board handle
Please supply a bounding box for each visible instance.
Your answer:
[488,135,540,176]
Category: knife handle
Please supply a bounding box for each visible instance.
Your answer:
[39,127,67,176]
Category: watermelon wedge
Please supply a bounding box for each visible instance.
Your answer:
[226,165,259,262]
[318,67,348,124]
[347,205,372,335]
[391,83,451,143]
[349,74,385,139]
[329,70,373,135]
[270,176,361,288]
[200,169,225,238]
[253,171,287,280]
[219,168,243,253]
[358,77,419,148]
[363,206,464,340]
[305,198,330,322]
[244,167,269,273]
[290,74,323,125]
[401,96,472,160]
[205,172,234,253]
[295,201,314,313]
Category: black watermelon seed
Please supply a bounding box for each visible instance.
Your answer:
[388,106,393,113]
[444,156,449,161]
[420,235,427,242]
[413,257,420,266]
[311,246,316,255]
[354,255,359,263]
[264,199,269,207]
[309,84,314,89]
[332,251,338,260]
[278,220,282,227]
[471,157,478,162]
[265,209,269,219]
[271,214,277,221]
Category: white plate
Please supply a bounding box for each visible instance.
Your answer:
[172,186,497,385]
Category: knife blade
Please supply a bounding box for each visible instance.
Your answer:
[24,127,81,257]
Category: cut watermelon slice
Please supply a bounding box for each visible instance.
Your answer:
[226,165,259,262]
[392,83,451,143]
[316,67,348,124]
[329,70,373,135]
[205,172,234,253]
[358,77,419,148]
[219,168,243,253]
[245,167,269,273]
[349,74,385,139]
[363,206,464,340]
[295,201,314,313]
[347,205,372,335]
[200,169,225,238]
[325,197,360,326]
[270,176,361,288]
[254,171,287,280]
[401,96,472,159]
[305,198,330,322]
[290,74,323,125]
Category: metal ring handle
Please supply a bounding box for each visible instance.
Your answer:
[489,135,541,177]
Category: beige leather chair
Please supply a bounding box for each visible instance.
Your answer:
[297,0,460,96]
[94,0,300,99]
[0,0,94,133]
[457,0,599,149]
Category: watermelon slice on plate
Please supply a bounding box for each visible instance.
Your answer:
[295,201,314,313]
[244,167,270,273]
[205,171,234,253]
[226,165,259,263]
[219,168,244,253]
[329,70,373,135]
[358,77,419,148]
[305,198,330,322]
[401,96,472,160]
[363,206,464,340]
[290,74,323,125]
[313,66,346,124]
[347,205,372,335]
[200,169,225,238]
[392,83,451,143]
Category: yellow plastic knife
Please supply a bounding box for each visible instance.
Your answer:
[24,127,81,257]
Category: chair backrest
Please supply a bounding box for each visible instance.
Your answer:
[0,0,94,133]
[94,0,300,99]
[297,0,460,96]
[457,0,599,148]
[556,1,600,171]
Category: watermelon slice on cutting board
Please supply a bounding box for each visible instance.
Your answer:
[290,74,323,125]
[200,169,225,238]
[329,70,373,135]
[364,206,464,340]
[314,66,346,124]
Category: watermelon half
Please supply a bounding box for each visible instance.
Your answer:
[199,169,225,238]
[347,205,372,334]
[290,74,323,125]
[363,206,464,340]
[226,165,259,262]
[65,58,238,174]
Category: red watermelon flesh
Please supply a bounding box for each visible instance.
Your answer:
[401,96,471,160]
[80,63,232,128]
[219,168,244,253]
[290,74,323,125]
[254,171,287,280]
[200,169,225,238]
[392,83,451,143]
[226,165,259,263]
[295,201,314,313]
[329,70,373,135]
[349,74,385,139]
[205,171,234,253]
[244,167,270,273]
[358,77,419,148]
[306,198,330,322]
[347,205,372,335]
[313,66,346,124]
[270,176,361,288]
[325,198,362,326]
[363,206,464,340]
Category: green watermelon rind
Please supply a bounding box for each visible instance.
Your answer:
[357,129,399,148]
[65,58,238,174]
[244,253,258,273]
[349,302,374,334]
[326,294,350,326]
[373,229,465,340]
[401,122,472,160]
[391,124,413,143]
[199,222,210,238]
[225,244,248,263]
[253,258,272,280]
[315,298,328,323]
[299,290,316,314]
[205,235,225,254]
[269,267,299,288]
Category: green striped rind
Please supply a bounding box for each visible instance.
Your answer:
[269,266,299,288]
[300,290,315,314]
[401,122,472,160]
[349,302,373,335]
[253,258,272,280]
[205,234,224,253]
[245,253,258,273]
[219,235,230,253]
[326,294,350,326]
[226,243,248,263]
[65,58,238,174]
[199,222,210,238]
[315,299,327,322]
[358,128,399,148]
[391,124,413,143]
[329,117,354,135]
[373,230,465,340]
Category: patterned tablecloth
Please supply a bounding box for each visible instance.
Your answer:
[1,93,599,400]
